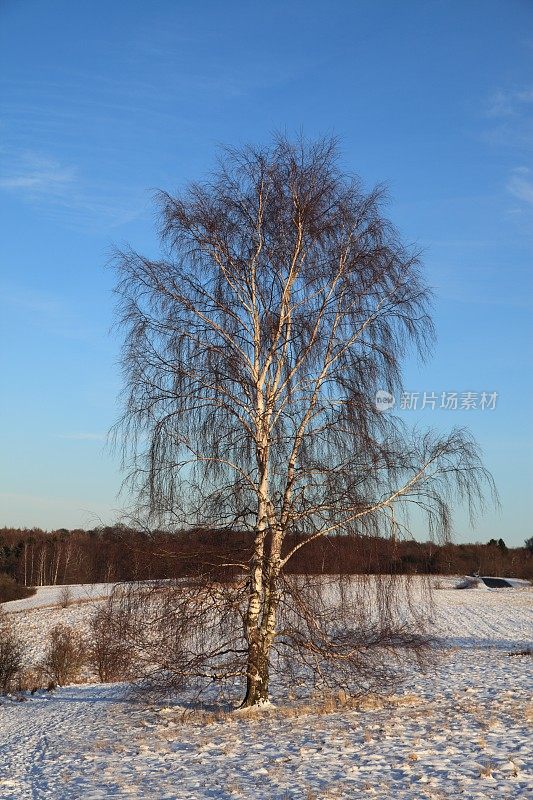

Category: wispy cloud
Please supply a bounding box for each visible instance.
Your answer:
[1,285,63,316]
[0,147,146,231]
[487,88,533,118]
[482,85,533,152]
[0,152,76,197]
[507,166,533,207]
[0,283,100,342]
[483,88,533,223]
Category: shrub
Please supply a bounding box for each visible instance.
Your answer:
[58,585,72,608]
[0,573,36,603]
[42,624,87,685]
[18,667,45,693]
[0,610,24,693]
[89,599,135,682]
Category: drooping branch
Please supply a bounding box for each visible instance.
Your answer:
[112,134,496,706]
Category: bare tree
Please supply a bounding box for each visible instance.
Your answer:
[113,135,494,707]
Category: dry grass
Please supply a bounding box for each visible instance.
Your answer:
[144,688,425,730]
[478,760,494,778]
[229,690,424,722]
[17,667,45,692]
[508,647,532,657]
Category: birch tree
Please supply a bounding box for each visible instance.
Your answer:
[113,136,494,707]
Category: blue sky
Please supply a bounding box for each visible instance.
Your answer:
[0,0,531,545]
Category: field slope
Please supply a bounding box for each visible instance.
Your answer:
[1,580,531,799]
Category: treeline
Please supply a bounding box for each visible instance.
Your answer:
[0,526,531,586]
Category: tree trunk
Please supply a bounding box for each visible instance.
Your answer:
[241,633,271,707]
[241,566,280,707]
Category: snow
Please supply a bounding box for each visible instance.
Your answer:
[430,581,532,649]
[2,583,116,613]
[1,579,531,799]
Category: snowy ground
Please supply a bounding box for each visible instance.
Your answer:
[1,580,531,799]
[3,582,115,613]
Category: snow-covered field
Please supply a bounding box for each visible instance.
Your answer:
[1,580,531,799]
[3,583,115,613]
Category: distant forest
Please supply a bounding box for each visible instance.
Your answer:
[1,527,531,586]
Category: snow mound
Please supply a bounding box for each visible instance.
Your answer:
[455,576,531,590]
